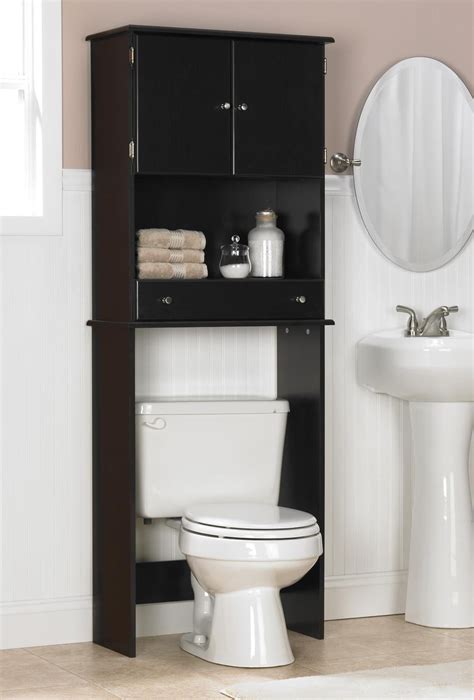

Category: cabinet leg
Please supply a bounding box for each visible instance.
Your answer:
[277,325,325,639]
[92,325,136,656]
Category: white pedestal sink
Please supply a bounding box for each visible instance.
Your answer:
[357,329,474,628]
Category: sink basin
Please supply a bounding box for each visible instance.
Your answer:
[357,329,474,402]
[357,328,474,630]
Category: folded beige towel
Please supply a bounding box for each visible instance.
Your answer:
[138,263,208,280]
[137,248,205,264]
[137,228,206,250]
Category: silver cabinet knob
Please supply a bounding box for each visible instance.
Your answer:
[161,296,173,305]
[220,102,231,110]
[295,296,307,304]
[237,103,248,111]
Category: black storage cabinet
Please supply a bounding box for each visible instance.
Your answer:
[87,24,334,658]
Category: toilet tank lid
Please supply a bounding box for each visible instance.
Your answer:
[135,399,290,416]
[184,503,318,530]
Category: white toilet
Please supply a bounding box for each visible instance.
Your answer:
[135,398,323,668]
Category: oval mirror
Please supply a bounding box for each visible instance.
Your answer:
[353,58,473,272]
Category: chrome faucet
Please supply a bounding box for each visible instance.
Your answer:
[418,306,459,337]
[396,305,459,337]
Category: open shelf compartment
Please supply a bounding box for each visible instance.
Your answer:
[134,175,325,321]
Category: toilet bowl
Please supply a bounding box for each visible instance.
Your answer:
[177,502,323,668]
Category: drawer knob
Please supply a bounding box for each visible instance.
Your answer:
[220,102,231,111]
[161,296,173,305]
[295,295,307,304]
[237,103,248,111]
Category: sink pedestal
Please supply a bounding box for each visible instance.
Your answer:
[358,329,474,628]
[406,402,473,628]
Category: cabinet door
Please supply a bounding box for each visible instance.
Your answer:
[234,41,325,177]
[136,35,232,174]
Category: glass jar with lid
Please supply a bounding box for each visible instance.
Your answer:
[219,235,251,278]
[248,209,284,277]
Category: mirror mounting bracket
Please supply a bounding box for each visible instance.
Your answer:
[330,152,362,173]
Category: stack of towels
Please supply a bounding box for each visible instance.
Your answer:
[136,228,208,279]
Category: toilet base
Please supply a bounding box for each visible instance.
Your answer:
[180,587,295,668]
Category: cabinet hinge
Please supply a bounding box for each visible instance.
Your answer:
[129,140,135,160]
[324,147,327,165]
[324,57,327,75]
[129,46,135,66]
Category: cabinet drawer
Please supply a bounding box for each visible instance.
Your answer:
[136,279,324,322]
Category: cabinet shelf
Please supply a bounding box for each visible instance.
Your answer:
[134,175,324,283]
[87,318,335,329]
[137,277,322,281]
[134,171,327,180]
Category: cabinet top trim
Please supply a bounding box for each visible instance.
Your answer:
[86,24,335,45]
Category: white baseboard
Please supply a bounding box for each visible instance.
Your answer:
[0,597,92,649]
[325,571,407,620]
[0,598,193,649]
[136,602,193,638]
[1,572,406,649]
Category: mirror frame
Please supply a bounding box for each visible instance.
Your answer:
[353,57,473,272]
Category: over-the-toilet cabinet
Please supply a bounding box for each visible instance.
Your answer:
[136,34,325,177]
[88,25,334,659]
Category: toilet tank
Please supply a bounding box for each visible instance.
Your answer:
[135,399,289,518]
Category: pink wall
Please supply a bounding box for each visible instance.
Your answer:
[62,0,473,170]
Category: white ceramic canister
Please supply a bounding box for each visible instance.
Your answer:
[248,209,284,277]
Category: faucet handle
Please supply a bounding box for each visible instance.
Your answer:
[438,306,459,336]
[396,305,419,336]
[396,305,416,314]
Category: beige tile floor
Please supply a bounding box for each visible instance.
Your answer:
[1,615,472,699]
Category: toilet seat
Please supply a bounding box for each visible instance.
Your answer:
[185,502,316,528]
[180,502,322,561]
[182,502,320,540]
[181,518,320,540]
[180,525,322,561]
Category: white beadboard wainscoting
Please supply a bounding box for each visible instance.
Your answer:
[0,170,93,648]
[1,170,472,648]
[324,174,473,618]
[135,325,277,400]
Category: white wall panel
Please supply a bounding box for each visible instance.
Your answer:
[136,519,184,563]
[0,171,92,646]
[136,326,277,400]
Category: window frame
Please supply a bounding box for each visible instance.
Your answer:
[0,0,62,236]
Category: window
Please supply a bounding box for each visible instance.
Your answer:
[0,0,62,235]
